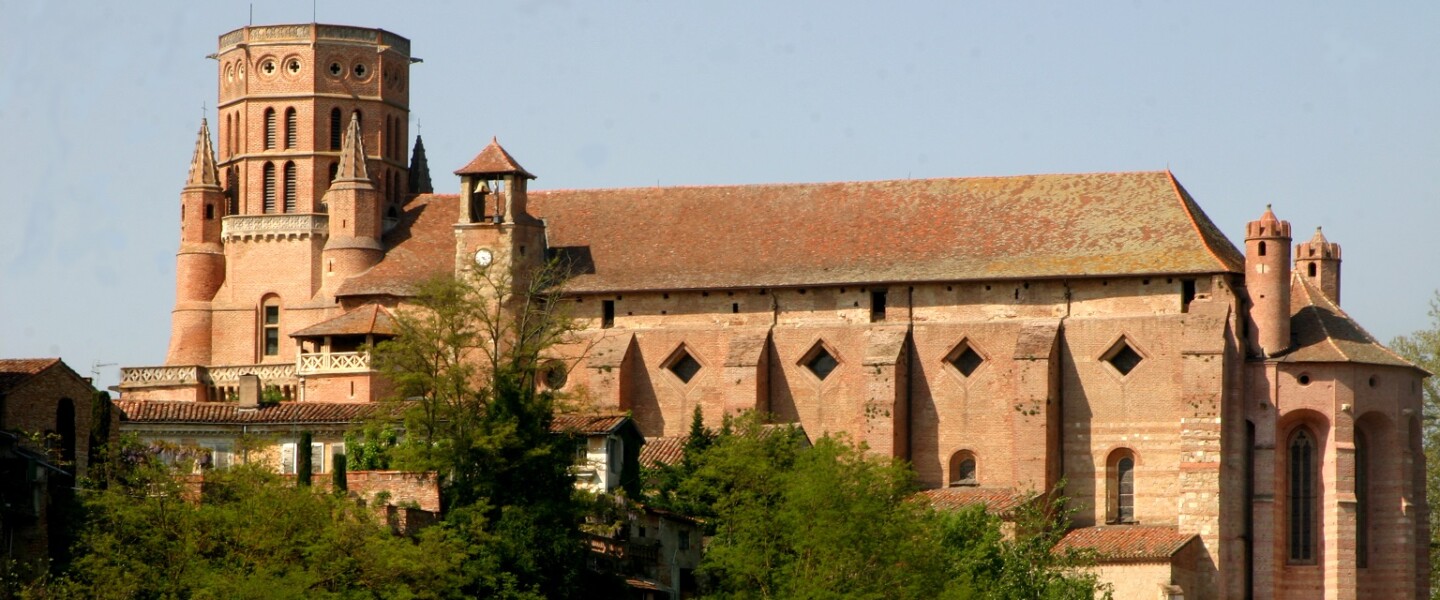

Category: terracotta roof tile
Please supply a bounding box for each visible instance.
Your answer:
[454,138,535,179]
[1053,525,1197,562]
[0,358,61,393]
[530,171,1243,293]
[114,400,396,425]
[918,486,1031,517]
[291,304,396,338]
[550,413,629,435]
[336,195,459,298]
[639,435,685,468]
[1281,274,1421,370]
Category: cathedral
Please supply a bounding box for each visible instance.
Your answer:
[116,23,1429,599]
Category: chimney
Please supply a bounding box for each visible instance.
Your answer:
[238,374,261,408]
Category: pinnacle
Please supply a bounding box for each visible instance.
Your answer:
[185,118,221,189]
[334,113,372,184]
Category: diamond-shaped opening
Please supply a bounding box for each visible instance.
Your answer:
[1105,339,1144,376]
[666,349,702,384]
[803,344,839,381]
[945,341,986,378]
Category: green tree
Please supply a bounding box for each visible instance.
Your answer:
[369,258,589,598]
[1389,290,1440,591]
[32,437,467,600]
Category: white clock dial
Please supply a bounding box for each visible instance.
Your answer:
[474,248,494,267]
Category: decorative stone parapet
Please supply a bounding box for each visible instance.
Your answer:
[296,352,372,375]
[221,214,328,242]
[120,363,296,388]
[218,24,410,55]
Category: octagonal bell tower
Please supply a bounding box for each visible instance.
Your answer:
[213,24,414,216]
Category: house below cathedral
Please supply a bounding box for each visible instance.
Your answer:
[116,22,1428,599]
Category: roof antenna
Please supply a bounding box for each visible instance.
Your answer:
[312,0,317,23]
[249,3,253,25]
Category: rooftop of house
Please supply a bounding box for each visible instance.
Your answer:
[291,303,397,338]
[1053,525,1198,563]
[114,400,397,425]
[1282,273,1422,371]
[639,435,686,469]
[0,358,62,394]
[918,486,1033,517]
[339,170,1244,298]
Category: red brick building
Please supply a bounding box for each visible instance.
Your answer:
[118,23,1428,599]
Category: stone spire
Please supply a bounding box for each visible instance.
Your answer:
[334,113,371,184]
[408,135,433,195]
[185,118,221,189]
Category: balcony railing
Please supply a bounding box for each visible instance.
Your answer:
[120,364,296,388]
[296,352,372,375]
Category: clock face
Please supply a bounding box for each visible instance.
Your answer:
[474,248,494,267]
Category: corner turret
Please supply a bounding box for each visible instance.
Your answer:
[320,114,384,296]
[1295,227,1341,305]
[408,135,433,195]
[168,119,227,365]
[1244,204,1292,358]
[454,137,537,225]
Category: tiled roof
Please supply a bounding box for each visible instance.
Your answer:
[336,195,459,298]
[115,400,394,425]
[1053,525,1197,562]
[1280,274,1420,370]
[0,358,61,393]
[291,304,396,338]
[454,138,535,179]
[550,413,629,435]
[639,435,686,468]
[918,486,1031,517]
[530,171,1244,293]
[340,171,1242,298]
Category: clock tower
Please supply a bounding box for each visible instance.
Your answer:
[452,138,546,286]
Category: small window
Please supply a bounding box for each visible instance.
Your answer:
[678,531,690,550]
[1104,338,1144,376]
[870,289,888,322]
[1308,263,1317,277]
[946,340,985,378]
[353,63,368,78]
[666,349,702,384]
[311,442,327,474]
[803,344,839,381]
[283,161,297,213]
[1116,457,1135,522]
[262,162,277,213]
[329,62,343,77]
[541,361,568,390]
[1181,279,1196,313]
[280,442,297,474]
[949,451,977,486]
[204,204,215,220]
[263,300,281,356]
[284,108,297,149]
[1259,241,1268,257]
[602,300,615,329]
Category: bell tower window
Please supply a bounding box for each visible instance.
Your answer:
[283,161,297,213]
[264,108,276,150]
[262,162,277,213]
[330,108,342,150]
[284,107,297,149]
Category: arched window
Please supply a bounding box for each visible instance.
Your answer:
[223,113,231,159]
[1308,263,1317,277]
[261,296,282,358]
[1258,241,1268,257]
[283,161,297,213]
[284,107,297,149]
[262,162,276,213]
[264,108,276,150]
[949,451,977,487]
[330,108,342,150]
[1355,428,1369,568]
[1107,448,1137,524]
[1288,428,1318,563]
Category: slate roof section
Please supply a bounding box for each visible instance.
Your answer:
[454,138,535,179]
[1281,274,1421,370]
[1053,525,1198,562]
[531,171,1244,293]
[0,358,61,394]
[550,414,630,435]
[291,304,397,338]
[919,486,1031,517]
[639,435,686,468]
[115,400,394,425]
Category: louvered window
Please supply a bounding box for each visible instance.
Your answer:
[283,161,297,213]
[330,108,342,150]
[284,108,297,149]
[262,162,276,213]
[264,108,276,150]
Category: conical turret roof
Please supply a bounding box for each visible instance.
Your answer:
[334,113,372,184]
[408,135,433,194]
[454,137,534,179]
[186,118,221,189]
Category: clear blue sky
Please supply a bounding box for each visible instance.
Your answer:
[3,1,1439,391]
